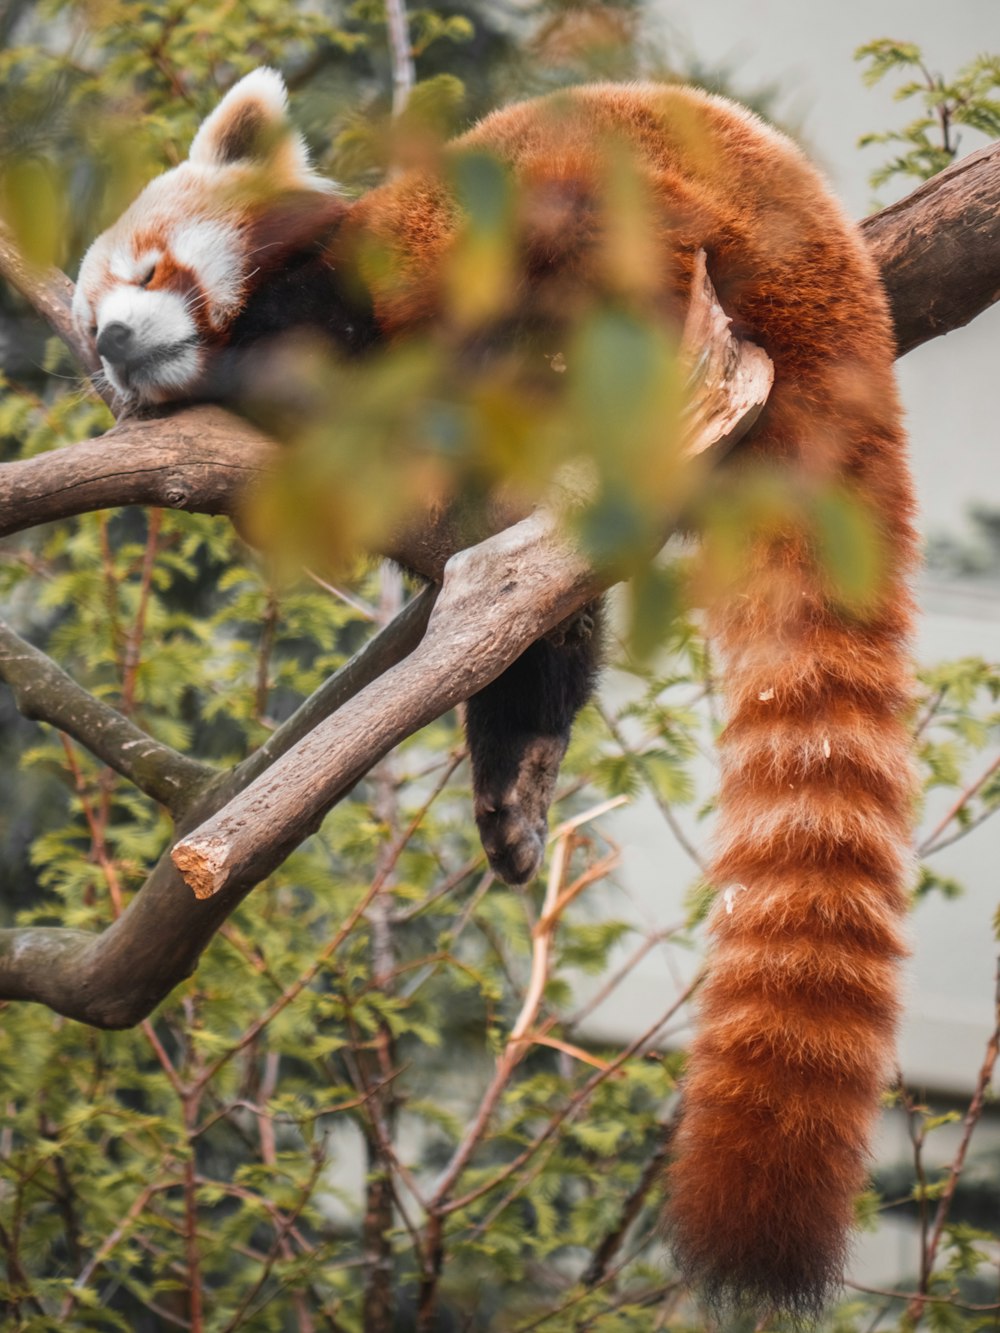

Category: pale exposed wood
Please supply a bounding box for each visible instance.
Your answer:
[385,0,415,118]
[679,250,774,457]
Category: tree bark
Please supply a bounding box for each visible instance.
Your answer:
[0,590,436,1026]
[860,140,1000,356]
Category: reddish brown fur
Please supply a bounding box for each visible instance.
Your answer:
[344,84,916,1315]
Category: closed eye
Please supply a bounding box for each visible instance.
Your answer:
[139,263,157,288]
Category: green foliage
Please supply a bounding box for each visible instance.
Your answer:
[0,7,998,1332]
[856,39,1000,192]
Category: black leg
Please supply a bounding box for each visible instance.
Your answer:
[465,602,602,884]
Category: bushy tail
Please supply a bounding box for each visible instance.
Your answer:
[666,386,918,1317]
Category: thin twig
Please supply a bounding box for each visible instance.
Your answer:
[917,752,1000,855]
[906,959,1000,1325]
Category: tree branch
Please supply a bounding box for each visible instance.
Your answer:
[385,0,415,118]
[0,618,213,813]
[0,405,275,541]
[860,139,1000,355]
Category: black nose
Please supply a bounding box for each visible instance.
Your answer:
[96,321,134,362]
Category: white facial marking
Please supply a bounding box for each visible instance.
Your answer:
[95,287,199,401]
[173,220,243,325]
[108,246,162,283]
[98,287,193,347]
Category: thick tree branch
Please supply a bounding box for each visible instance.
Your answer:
[172,507,601,897]
[0,618,212,812]
[0,588,435,1026]
[0,406,275,540]
[860,140,1000,355]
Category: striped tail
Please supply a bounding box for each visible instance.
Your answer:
[666,393,918,1316]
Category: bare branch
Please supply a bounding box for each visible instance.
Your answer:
[0,617,213,812]
[0,405,275,540]
[385,0,415,118]
[906,961,1000,1325]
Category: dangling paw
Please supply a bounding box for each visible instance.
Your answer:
[475,802,547,885]
[472,733,567,885]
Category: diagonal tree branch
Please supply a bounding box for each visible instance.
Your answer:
[172,506,602,899]
[0,618,212,812]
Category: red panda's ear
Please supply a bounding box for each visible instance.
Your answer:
[189,67,317,188]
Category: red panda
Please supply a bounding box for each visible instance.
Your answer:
[73,69,917,1317]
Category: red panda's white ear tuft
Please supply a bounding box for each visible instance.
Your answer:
[188,67,318,187]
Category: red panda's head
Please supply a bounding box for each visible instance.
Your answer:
[74,68,343,406]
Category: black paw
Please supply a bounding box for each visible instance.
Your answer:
[476,804,547,885]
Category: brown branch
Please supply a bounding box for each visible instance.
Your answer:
[906,960,1000,1326]
[917,750,1000,855]
[581,1119,675,1288]
[0,405,276,541]
[170,505,604,898]
[860,138,1000,355]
